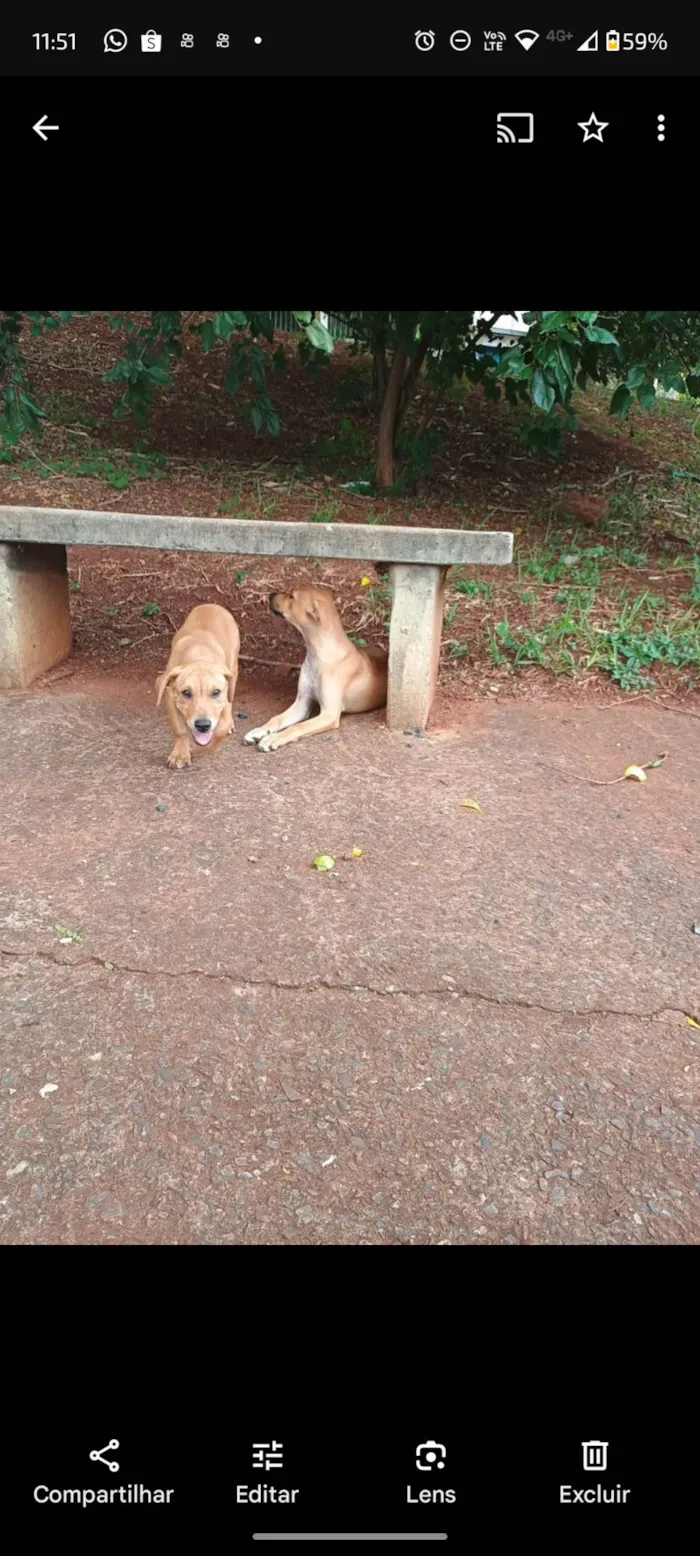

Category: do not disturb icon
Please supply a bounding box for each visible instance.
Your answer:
[90,1438,120,1473]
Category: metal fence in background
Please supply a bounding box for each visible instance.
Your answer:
[268,311,358,340]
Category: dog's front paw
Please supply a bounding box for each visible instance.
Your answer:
[244,725,268,745]
[167,747,192,769]
[257,732,281,752]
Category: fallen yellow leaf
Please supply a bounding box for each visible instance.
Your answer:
[351,846,363,857]
[624,766,647,782]
[688,1017,700,1030]
[461,798,482,812]
[360,576,370,587]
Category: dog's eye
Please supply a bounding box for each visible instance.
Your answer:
[181,688,192,699]
[212,688,221,697]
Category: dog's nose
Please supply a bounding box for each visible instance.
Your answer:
[194,718,212,732]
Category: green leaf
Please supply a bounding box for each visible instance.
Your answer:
[532,370,555,413]
[553,359,571,403]
[637,380,656,409]
[294,311,312,326]
[609,384,632,416]
[584,325,619,346]
[686,374,700,398]
[146,365,171,385]
[540,311,570,331]
[556,346,575,383]
[200,320,215,352]
[625,364,647,389]
[497,349,531,381]
[306,318,333,353]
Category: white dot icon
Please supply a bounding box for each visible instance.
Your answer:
[254,36,262,44]
[657,113,665,142]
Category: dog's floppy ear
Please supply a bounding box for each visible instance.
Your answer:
[155,666,182,705]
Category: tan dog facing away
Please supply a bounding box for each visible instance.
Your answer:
[245,586,387,752]
[156,604,240,768]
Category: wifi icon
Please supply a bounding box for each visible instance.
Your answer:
[515,29,540,50]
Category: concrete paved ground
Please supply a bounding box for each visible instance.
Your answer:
[1,672,699,1244]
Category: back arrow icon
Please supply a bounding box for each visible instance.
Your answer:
[33,115,59,140]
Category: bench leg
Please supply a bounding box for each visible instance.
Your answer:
[0,542,72,689]
[386,563,448,731]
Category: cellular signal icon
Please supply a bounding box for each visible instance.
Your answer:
[578,30,599,50]
[515,29,539,50]
[496,112,534,143]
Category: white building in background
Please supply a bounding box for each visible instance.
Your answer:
[473,311,530,348]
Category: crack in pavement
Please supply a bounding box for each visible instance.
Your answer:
[1,945,696,1024]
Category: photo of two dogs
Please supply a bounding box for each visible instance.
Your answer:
[155,587,388,768]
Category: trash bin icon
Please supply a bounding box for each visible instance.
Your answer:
[582,1440,608,1471]
[141,30,162,51]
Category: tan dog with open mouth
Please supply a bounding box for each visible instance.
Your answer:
[245,585,387,752]
[156,603,240,768]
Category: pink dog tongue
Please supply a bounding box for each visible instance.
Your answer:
[193,728,214,746]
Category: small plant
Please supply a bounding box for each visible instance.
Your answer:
[444,603,458,629]
[682,558,700,602]
[392,424,445,493]
[310,499,341,523]
[2,448,167,489]
[453,578,494,602]
[142,602,160,617]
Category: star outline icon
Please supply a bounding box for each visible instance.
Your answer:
[578,112,609,142]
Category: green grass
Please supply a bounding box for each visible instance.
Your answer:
[453,578,494,602]
[0,448,167,489]
[309,499,342,523]
[487,589,700,690]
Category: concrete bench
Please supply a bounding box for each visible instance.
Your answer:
[0,506,512,729]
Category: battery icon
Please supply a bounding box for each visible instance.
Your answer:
[606,30,620,50]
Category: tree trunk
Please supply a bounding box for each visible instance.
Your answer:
[394,337,429,442]
[373,347,388,403]
[376,344,407,488]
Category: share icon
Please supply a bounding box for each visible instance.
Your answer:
[89,1439,120,1472]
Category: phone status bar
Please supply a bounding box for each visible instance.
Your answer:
[3,20,695,75]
